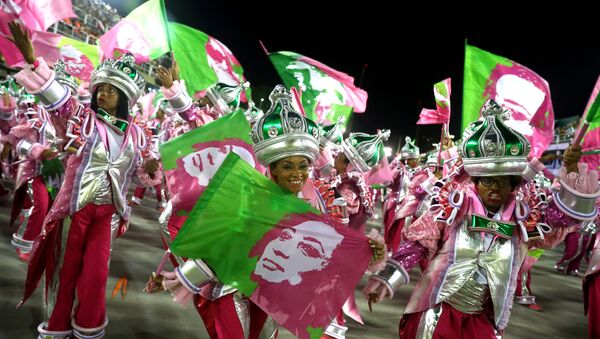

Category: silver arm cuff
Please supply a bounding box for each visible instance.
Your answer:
[553,178,600,221]
[371,259,409,299]
[522,162,540,182]
[16,139,37,159]
[175,259,216,294]
[168,88,193,113]
[36,77,70,111]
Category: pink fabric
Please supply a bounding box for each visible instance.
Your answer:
[365,156,394,186]
[161,80,185,100]
[401,212,443,258]
[482,63,555,158]
[391,241,428,272]
[298,55,368,113]
[98,19,151,63]
[399,303,496,339]
[0,31,62,68]
[22,176,52,242]
[47,203,115,331]
[195,293,270,339]
[133,184,163,202]
[0,0,75,32]
[135,163,162,187]
[29,143,49,161]
[416,78,451,125]
[584,273,600,338]
[14,57,55,92]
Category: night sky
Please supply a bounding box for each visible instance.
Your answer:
[106,1,600,152]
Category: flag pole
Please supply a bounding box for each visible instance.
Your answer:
[573,92,600,146]
[258,40,269,55]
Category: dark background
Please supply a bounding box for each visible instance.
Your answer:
[107,1,600,153]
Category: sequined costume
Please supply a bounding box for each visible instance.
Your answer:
[15,54,160,339]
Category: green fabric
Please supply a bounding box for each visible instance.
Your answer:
[41,158,64,199]
[125,0,170,59]
[168,22,216,96]
[527,248,545,259]
[96,108,128,134]
[57,36,101,68]
[269,51,352,126]
[469,214,515,239]
[170,153,318,296]
[159,110,252,171]
[462,44,512,132]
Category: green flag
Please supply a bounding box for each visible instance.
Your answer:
[169,22,247,98]
[170,152,371,339]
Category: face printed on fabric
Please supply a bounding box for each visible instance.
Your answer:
[476,176,513,212]
[96,83,120,114]
[182,145,255,186]
[271,156,310,194]
[255,221,344,285]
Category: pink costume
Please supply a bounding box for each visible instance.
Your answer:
[366,100,599,338]
[583,209,600,339]
[16,54,160,339]
[7,105,60,257]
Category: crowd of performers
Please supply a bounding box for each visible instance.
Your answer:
[1,21,600,339]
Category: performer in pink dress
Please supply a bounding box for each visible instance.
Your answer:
[365,100,598,338]
[8,22,161,339]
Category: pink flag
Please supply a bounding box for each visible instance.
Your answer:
[580,75,600,170]
[0,30,61,65]
[138,91,157,120]
[0,0,75,33]
[417,78,451,125]
[0,29,101,81]
[98,0,169,63]
[365,156,394,186]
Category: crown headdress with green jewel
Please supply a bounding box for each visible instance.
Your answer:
[459,99,530,177]
[89,53,145,109]
[251,85,321,166]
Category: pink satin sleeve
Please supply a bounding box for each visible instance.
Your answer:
[391,241,428,272]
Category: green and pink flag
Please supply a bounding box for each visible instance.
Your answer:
[170,152,372,339]
[0,30,101,81]
[268,51,367,126]
[98,0,170,63]
[463,44,555,158]
[159,110,257,215]
[417,78,451,125]
[168,22,248,99]
[578,75,600,170]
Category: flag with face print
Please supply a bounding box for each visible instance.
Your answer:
[159,110,256,215]
[170,153,371,339]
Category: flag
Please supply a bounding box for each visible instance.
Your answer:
[0,30,101,81]
[463,44,555,158]
[168,22,248,99]
[269,51,367,126]
[0,0,75,33]
[580,75,600,170]
[159,110,257,215]
[170,152,372,339]
[98,0,169,63]
[417,78,451,125]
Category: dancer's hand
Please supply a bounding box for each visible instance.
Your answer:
[41,149,58,160]
[369,239,385,262]
[563,144,582,173]
[144,272,165,294]
[8,21,35,64]
[155,66,173,89]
